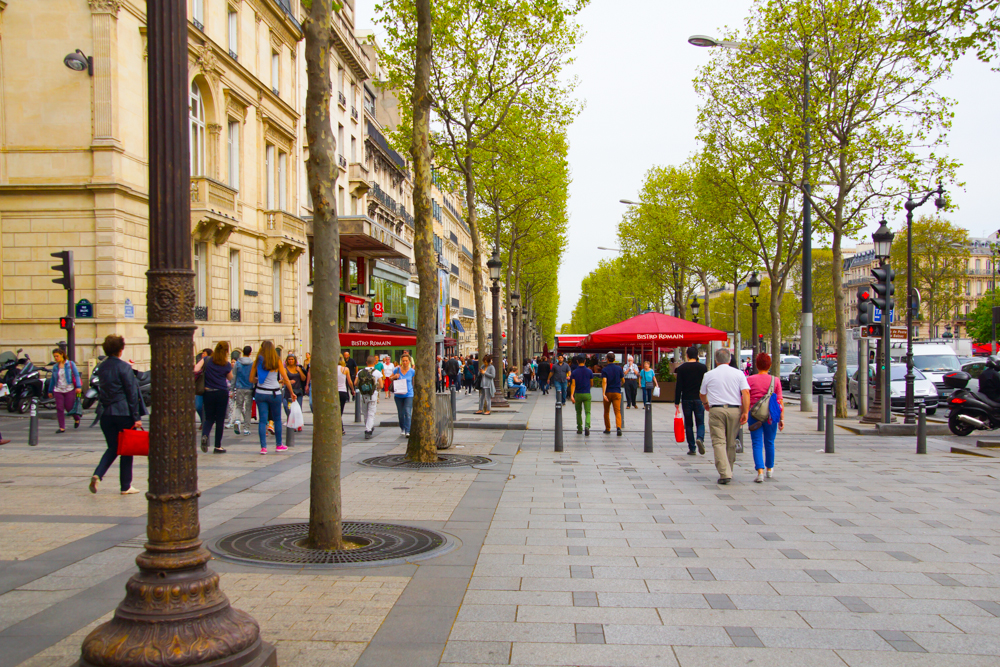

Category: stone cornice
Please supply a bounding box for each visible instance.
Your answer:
[88,0,122,14]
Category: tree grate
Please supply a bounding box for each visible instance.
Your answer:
[210,522,454,568]
[359,454,494,469]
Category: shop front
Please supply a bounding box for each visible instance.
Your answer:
[339,332,417,368]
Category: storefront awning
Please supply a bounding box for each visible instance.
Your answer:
[451,318,465,333]
[341,292,368,305]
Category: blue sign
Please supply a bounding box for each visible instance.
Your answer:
[872,306,895,324]
[124,299,134,319]
[75,299,93,319]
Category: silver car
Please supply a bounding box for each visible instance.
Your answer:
[847,364,938,415]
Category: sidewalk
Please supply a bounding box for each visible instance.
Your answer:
[2,395,1000,666]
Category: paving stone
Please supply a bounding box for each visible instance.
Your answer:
[806,570,839,584]
[705,594,737,610]
[925,573,965,587]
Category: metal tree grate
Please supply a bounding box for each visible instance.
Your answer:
[210,522,454,567]
[359,454,494,470]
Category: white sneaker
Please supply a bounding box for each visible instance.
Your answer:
[121,486,141,495]
[765,469,773,478]
[755,472,764,483]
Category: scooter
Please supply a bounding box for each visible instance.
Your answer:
[6,352,46,414]
[944,371,1000,436]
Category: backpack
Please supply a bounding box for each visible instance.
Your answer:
[357,367,377,396]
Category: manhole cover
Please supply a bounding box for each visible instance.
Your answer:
[359,454,494,469]
[210,522,455,568]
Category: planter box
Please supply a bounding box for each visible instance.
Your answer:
[650,381,676,402]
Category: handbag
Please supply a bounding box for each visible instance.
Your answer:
[195,371,205,396]
[473,373,483,391]
[117,426,149,456]
[68,396,83,417]
[750,376,776,423]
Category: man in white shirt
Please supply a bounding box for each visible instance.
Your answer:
[357,355,383,439]
[700,348,750,484]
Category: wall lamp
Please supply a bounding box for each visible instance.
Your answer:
[64,50,93,76]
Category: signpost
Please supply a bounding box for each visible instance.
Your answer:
[890,325,907,340]
[124,298,135,319]
[75,299,93,319]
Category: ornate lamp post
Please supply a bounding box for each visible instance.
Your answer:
[511,291,520,374]
[77,2,273,665]
[903,182,947,424]
[748,272,761,361]
[487,249,509,407]
[690,295,700,324]
[873,220,895,424]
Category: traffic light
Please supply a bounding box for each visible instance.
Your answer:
[51,251,74,290]
[59,317,74,331]
[856,285,872,328]
[870,265,896,314]
[866,323,883,338]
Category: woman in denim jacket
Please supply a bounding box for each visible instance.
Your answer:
[46,348,81,433]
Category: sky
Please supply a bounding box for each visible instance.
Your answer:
[353,0,1000,328]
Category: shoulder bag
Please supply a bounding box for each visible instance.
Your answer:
[749,376,776,426]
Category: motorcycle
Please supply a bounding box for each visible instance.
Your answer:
[81,355,106,410]
[6,351,47,414]
[945,371,1000,436]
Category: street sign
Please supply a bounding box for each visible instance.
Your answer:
[872,305,895,324]
[75,299,93,319]
[373,301,384,318]
[890,325,907,340]
[124,298,134,319]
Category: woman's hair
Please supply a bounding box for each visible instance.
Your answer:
[256,340,280,371]
[400,354,411,365]
[337,355,345,367]
[755,352,772,372]
[211,341,230,366]
[483,354,493,365]
[103,334,125,357]
[52,348,65,360]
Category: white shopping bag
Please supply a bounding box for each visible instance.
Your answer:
[286,400,304,430]
[652,386,660,398]
[393,378,409,394]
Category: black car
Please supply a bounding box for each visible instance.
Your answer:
[788,364,836,394]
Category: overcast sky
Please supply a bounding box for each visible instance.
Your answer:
[354,0,1000,327]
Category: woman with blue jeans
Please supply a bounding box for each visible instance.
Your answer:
[389,355,415,437]
[639,360,657,405]
[249,340,296,454]
[746,353,783,483]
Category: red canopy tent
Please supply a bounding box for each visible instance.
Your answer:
[581,312,728,348]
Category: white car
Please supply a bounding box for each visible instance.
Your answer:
[848,364,939,415]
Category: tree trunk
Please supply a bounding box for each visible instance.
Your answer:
[466,152,487,363]
[832,230,848,418]
[303,0,342,550]
[406,0,437,463]
[769,285,782,378]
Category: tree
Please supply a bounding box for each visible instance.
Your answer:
[965,287,1000,344]
[303,0,345,550]
[810,249,837,334]
[406,0,437,463]
[889,215,968,335]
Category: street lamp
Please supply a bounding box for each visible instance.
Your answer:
[511,291,521,373]
[902,182,947,424]
[690,33,814,413]
[748,272,761,360]
[487,249,509,407]
[368,288,376,323]
[873,219,895,424]
[690,295,700,324]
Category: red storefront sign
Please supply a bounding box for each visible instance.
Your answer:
[373,302,384,317]
[341,293,367,305]
[339,333,416,347]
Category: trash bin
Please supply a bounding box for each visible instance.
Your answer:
[435,394,454,450]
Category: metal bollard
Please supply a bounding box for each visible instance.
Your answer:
[554,402,564,452]
[825,403,835,454]
[817,394,825,432]
[354,390,362,423]
[451,387,458,420]
[285,423,295,448]
[644,403,653,453]
[28,398,38,447]
[916,404,927,455]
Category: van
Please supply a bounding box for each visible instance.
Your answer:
[888,342,962,396]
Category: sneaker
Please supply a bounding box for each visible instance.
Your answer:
[766,469,773,478]
[74,418,80,429]
[234,422,241,435]
[213,447,226,454]
[687,450,697,456]
[755,472,764,483]
[365,431,372,440]
[89,475,99,494]
[297,427,303,432]
[697,439,705,455]
[200,435,208,453]
[121,486,141,495]
[276,445,288,452]
[617,428,622,437]
[584,428,590,437]
[260,448,267,455]
[56,428,66,434]
[717,478,732,485]
[405,432,410,437]
[577,429,583,434]
[603,430,611,434]
[0,439,11,446]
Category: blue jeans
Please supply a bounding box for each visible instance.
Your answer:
[395,395,413,432]
[195,394,204,423]
[552,380,567,404]
[512,384,527,398]
[749,402,780,470]
[641,386,653,404]
[682,400,705,452]
[255,391,282,448]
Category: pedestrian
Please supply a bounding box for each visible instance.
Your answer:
[89,334,142,495]
[435,355,445,393]
[550,354,570,405]
[344,351,358,390]
[675,346,708,455]
[569,354,594,436]
[522,359,533,390]
[284,354,307,419]
[601,353,624,435]
[463,355,476,394]
[388,354,415,436]
[476,354,496,415]
[456,355,465,391]
[356,355,382,439]
[195,341,233,454]
[249,340,296,454]
[231,345,253,435]
[699,348,750,485]
[47,347,82,433]
[640,360,658,405]
[194,347,211,423]
[622,355,640,409]
[537,356,551,395]
[508,369,527,398]
[444,354,460,392]
[337,354,355,434]
[383,355,395,399]
[747,353,783,483]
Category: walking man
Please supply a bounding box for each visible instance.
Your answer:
[232,345,254,435]
[569,355,594,436]
[601,352,624,436]
[622,355,640,409]
[537,356,551,395]
[675,346,708,455]
[699,348,750,485]
[444,354,460,393]
[356,355,382,439]
[550,354,570,405]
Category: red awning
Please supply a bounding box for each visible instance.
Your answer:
[340,333,416,347]
[581,312,728,347]
[555,335,587,349]
[341,292,369,305]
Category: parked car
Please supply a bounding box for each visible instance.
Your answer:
[847,364,939,415]
[788,364,835,394]
[962,359,987,380]
[888,342,962,399]
[779,362,797,390]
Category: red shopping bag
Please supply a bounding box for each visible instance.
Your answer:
[117,427,149,456]
[251,400,257,419]
[674,414,685,443]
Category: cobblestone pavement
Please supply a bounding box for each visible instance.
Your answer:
[1,390,1000,666]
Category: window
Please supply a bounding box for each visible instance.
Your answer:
[351,136,357,162]
[272,261,282,314]
[338,67,344,94]
[265,145,275,209]
[339,186,345,215]
[967,280,972,295]
[194,243,208,315]
[229,250,240,318]
[979,281,984,295]
[351,195,358,215]
[227,121,240,190]
[278,152,287,210]
[189,83,205,176]
[193,0,204,27]
[977,259,982,271]
[271,50,280,94]
[228,8,239,57]
[338,124,344,157]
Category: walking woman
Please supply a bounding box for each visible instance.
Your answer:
[89,334,142,495]
[48,347,82,433]
[747,353,783,483]
[284,354,307,417]
[476,354,496,416]
[383,355,395,399]
[463,357,476,395]
[388,354,415,436]
[250,340,296,454]
[640,360,658,405]
[337,354,355,434]
[195,341,233,454]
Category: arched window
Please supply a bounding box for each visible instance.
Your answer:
[190,82,206,176]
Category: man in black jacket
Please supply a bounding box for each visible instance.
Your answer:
[674,346,708,455]
[443,355,460,391]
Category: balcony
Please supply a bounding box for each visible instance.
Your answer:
[337,154,347,170]
[451,298,460,308]
[271,86,280,97]
[331,8,371,81]
[190,177,239,245]
[338,214,411,259]
[461,245,473,262]
[264,210,307,262]
[462,307,475,318]
[230,308,241,322]
[274,312,282,323]
[364,98,376,117]
[449,231,459,244]
[351,106,359,121]
[229,49,238,61]
[195,306,208,321]
[338,91,347,108]
[450,263,460,276]
[349,162,370,198]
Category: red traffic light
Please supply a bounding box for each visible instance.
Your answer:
[59,317,74,330]
[861,291,869,300]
